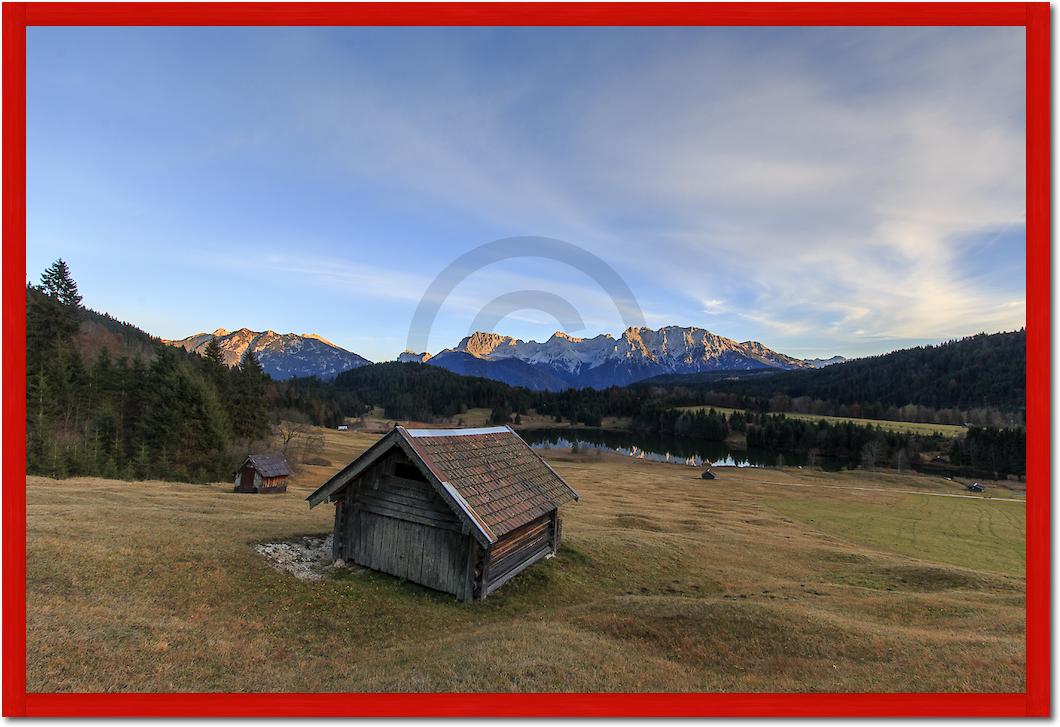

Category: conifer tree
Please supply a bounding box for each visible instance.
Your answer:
[39,258,82,308]
[202,338,231,406]
[233,350,270,443]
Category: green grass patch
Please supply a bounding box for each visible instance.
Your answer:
[765,494,1025,577]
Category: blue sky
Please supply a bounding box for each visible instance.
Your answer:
[27,26,1025,361]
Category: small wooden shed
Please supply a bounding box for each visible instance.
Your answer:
[306,425,579,600]
[234,454,291,493]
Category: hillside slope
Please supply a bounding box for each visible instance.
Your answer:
[697,331,1026,414]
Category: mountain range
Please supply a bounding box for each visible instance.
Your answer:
[404,326,842,391]
[166,324,844,389]
[164,328,371,381]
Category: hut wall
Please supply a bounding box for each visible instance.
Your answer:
[259,475,288,493]
[335,451,472,598]
[234,466,260,493]
[481,513,556,598]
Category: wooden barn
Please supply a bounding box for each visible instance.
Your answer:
[306,426,579,600]
[234,454,291,494]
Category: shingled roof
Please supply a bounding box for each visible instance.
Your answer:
[242,453,291,478]
[306,426,579,544]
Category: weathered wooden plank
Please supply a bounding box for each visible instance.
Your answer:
[463,536,478,601]
[358,501,464,532]
[372,513,385,572]
[412,523,427,583]
[367,491,460,521]
[490,520,551,558]
[373,481,435,504]
[382,473,436,492]
[484,543,552,597]
[357,494,459,524]
[332,503,343,561]
[488,532,552,578]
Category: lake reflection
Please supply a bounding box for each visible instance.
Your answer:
[520,428,807,468]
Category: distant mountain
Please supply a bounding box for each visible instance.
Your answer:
[805,355,847,368]
[398,350,432,364]
[418,326,811,390]
[164,327,371,381]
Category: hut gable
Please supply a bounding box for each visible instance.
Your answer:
[306,426,579,599]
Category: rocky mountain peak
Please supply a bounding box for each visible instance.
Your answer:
[164,327,371,381]
[457,331,520,358]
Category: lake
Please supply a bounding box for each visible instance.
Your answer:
[521,428,823,468]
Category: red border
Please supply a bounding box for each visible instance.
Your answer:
[2,3,1050,718]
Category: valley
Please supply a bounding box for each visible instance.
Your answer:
[26,425,1025,693]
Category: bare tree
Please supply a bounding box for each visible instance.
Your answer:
[861,439,885,471]
[806,448,820,469]
[300,432,325,461]
[275,410,310,457]
[892,448,907,473]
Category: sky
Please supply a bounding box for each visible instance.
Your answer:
[27,26,1026,362]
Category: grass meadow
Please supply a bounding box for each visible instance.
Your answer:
[27,427,1024,692]
[676,405,969,438]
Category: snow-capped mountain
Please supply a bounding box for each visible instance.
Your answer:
[804,355,848,368]
[418,326,814,390]
[398,350,432,364]
[164,327,371,381]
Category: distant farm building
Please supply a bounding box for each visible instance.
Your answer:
[307,426,579,600]
[234,454,291,493]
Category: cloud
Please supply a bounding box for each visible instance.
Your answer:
[27,27,1025,359]
[186,28,1028,354]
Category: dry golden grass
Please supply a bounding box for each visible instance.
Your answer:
[27,427,1025,693]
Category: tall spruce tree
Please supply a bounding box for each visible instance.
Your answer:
[39,258,82,308]
[233,350,270,443]
[202,339,229,397]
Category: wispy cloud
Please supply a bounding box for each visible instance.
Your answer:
[26,27,1025,360]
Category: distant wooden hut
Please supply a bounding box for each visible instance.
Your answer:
[234,454,291,493]
[307,426,579,600]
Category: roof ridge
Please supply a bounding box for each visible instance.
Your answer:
[403,425,511,437]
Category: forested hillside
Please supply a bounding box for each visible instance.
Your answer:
[304,361,538,422]
[26,262,274,482]
[663,331,1025,424]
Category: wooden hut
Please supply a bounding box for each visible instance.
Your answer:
[306,426,579,600]
[234,454,291,493]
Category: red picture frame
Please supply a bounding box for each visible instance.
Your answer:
[2,2,1050,717]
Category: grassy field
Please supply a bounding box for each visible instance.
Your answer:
[676,406,968,438]
[27,427,1025,693]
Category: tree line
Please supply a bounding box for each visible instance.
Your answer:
[26,261,274,482]
[690,330,1026,424]
[949,427,1026,478]
[26,259,1025,483]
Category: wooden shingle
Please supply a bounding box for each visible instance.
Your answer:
[401,426,579,537]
